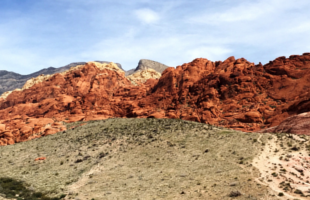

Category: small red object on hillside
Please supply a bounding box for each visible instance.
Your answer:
[34,157,46,161]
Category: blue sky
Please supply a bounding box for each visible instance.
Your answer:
[0,0,309,74]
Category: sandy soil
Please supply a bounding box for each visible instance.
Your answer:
[253,134,310,199]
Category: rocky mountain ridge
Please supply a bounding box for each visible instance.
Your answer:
[0,61,122,95]
[0,62,127,100]
[0,59,168,96]
[1,53,310,145]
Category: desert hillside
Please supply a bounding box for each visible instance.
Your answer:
[1,118,309,200]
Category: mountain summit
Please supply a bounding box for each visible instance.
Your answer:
[125,59,169,76]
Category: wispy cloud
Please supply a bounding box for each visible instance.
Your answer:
[185,0,310,63]
[189,0,310,24]
[134,8,160,24]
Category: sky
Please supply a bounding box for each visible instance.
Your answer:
[0,0,309,75]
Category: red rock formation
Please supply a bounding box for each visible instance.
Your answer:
[1,53,310,145]
[0,62,132,145]
[138,53,310,133]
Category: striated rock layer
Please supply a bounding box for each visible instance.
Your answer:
[1,53,310,145]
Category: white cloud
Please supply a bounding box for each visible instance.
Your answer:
[188,2,267,24]
[134,8,160,24]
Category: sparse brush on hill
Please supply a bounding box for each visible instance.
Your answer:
[1,118,310,199]
[0,118,276,200]
[0,177,65,200]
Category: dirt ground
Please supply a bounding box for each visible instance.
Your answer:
[253,133,310,199]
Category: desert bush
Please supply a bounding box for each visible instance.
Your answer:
[0,177,61,199]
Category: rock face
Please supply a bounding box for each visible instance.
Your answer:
[0,61,123,95]
[125,59,169,76]
[259,112,310,134]
[2,53,310,145]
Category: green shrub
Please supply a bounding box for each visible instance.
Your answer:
[0,177,60,200]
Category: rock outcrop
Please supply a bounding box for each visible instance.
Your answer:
[1,53,310,145]
[22,74,53,91]
[259,112,310,134]
[127,69,161,85]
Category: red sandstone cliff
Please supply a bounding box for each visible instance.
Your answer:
[1,53,310,145]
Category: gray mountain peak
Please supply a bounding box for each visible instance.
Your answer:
[125,59,169,76]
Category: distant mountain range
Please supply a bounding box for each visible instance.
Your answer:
[0,59,169,95]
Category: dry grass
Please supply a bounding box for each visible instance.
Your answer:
[0,118,282,199]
